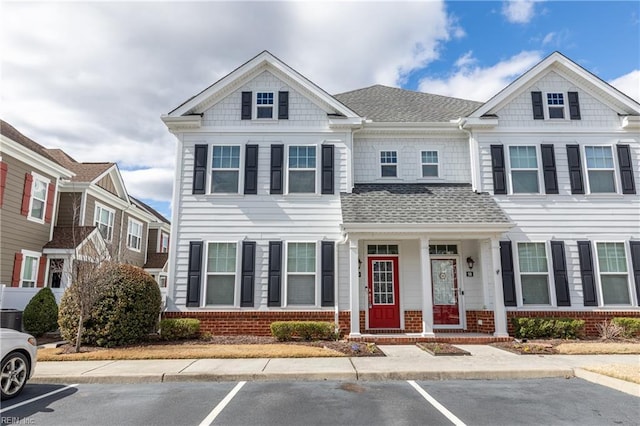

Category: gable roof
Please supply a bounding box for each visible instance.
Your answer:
[334,85,482,123]
[165,50,360,120]
[45,148,114,183]
[144,252,169,269]
[43,226,98,249]
[131,197,170,224]
[468,51,640,119]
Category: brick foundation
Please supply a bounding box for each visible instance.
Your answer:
[506,311,640,338]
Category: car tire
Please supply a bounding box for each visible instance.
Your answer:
[1,351,30,400]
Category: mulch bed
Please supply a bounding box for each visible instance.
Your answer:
[491,337,640,355]
[416,342,471,356]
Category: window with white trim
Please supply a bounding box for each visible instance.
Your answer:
[585,146,616,193]
[160,232,169,253]
[287,242,316,305]
[517,242,550,305]
[211,146,240,193]
[380,151,397,177]
[21,252,39,288]
[205,242,236,305]
[421,151,439,177]
[509,146,539,193]
[29,174,49,221]
[127,218,143,251]
[596,242,630,304]
[159,275,167,288]
[256,92,274,119]
[94,204,115,241]
[288,146,316,193]
[546,93,565,119]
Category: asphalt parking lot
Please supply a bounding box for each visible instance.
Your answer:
[1,379,638,426]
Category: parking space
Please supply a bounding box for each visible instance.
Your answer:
[1,379,637,426]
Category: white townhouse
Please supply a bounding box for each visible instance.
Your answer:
[162,51,639,340]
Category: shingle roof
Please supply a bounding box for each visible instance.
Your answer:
[144,253,168,269]
[333,85,482,123]
[131,197,171,224]
[45,148,113,183]
[340,184,511,224]
[44,226,97,249]
[0,120,62,164]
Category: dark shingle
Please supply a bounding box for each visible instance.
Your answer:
[144,253,169,269]
[340,184,511,224]
[333,85,482,123]
[44,226,97,249]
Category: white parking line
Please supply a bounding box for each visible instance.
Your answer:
[199,381,246,426]
[0,383,79,414]
[407,380,466,426]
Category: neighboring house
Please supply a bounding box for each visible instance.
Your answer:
[133,197,171,291]
[0,120,171,309]
[162,51,639,338]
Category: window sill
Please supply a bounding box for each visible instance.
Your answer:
[26,216,46,225]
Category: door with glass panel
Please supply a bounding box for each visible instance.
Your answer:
[431,259,461,326]
[367,257,400,328]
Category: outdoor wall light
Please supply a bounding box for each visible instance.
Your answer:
[466,257,475,270]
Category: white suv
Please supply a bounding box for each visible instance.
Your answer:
[1,328,38,400]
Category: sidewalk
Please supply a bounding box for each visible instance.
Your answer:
[31,345,639,397]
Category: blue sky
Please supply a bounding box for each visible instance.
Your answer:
[2,1,639,221]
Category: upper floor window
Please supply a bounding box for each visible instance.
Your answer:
[596,242,630,305]
[421,151,439,177]
[585,146,616,193]
[287,242,316,305]
[127,218,143,251]
[94,204,115,241]
[380,151,397,177]
[256,92,274,119]
[288,146,316,193]
[546,93,565,119]
[160,232,169,253]
[205,242,237,306]
[29,174,49,222]
[509,146,539,193]
[517,242,550,305]
[211,146,240,193]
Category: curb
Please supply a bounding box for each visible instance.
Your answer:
[573,368,640,397]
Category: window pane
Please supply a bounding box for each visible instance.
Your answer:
[289,146,316,169]
[518,243,548,273]
[509,146,538,168]
[588,171,615,193]
[421,151,438,164]
[512,171,539,193]
[212,146,240,168]
[23,256,36,281]
[547,93,564,105]
[601,275,630,304]
[422,164,438,177]
[31,199,45,219]
[257,107,273,119]
[211,171,239,193]
[289,171,315,193]
[288,243,315,273]
[208,243,236,272]
[381,165,397,177]
[548,107,564,119]
[287,275,315,305]
[521,276,550,304]
[597,243,627,273]
[206,275,235,305]
[586,147,614,169]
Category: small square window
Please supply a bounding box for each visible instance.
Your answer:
[547,93,565,119]
[256,92,274,119]
[380,151,397,177]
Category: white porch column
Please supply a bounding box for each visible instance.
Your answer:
[491,237,509,337]
[348,238,361,337]
[420,237,435,337]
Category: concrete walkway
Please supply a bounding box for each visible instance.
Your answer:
[32,345,640,397]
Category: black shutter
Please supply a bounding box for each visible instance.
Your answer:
[244,144,259,195]
[268,241,282,306]
[629,241,640,305]
[577,241,598,306]
[566,145,585,194]
[192,144,208,195]
[616,144,636,194]
[278,91,289,120]
[550,241,571,306]
[568,92,581,120]
[499,241,517,307]
[241,91,252,120]
[187,241,203,307]
[240,241,256,307]
[490,145,507,195]
[321,241,335,306]
[531,91,544,119]
[270,144,284,194]
[321,144,335,195]
[541,144,559,194]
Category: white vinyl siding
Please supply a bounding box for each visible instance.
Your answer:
[94,204,115,241]
[286,242,316,305]
[205,242,237,306]
[127,218,143,251]
[517,242,550,305]
[596,242,630,305]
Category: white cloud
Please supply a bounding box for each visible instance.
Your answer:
[1,1,455,210]
[541,32,555,45]
[418,51,543,102]
[502,0,539,24]
[609,70,640,102]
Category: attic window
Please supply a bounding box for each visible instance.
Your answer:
[547,93,565,119]
[256,92,274,119]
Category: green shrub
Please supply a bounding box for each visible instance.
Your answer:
[511,317,585,339]
[270,321,336,341]
[159,318,200,340]
[59,263,162,348]
[23,287,59,337]
[611,317,640,338]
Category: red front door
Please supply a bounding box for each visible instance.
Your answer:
[431,259,460,326]
[368,257,400,329]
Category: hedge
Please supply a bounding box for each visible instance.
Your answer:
[511,317,585,339]
[23,287,59,337]
[159,318,200,340]
[611,317,640,338]
[270,321,336,341]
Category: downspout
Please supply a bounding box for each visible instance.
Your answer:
[457,119,479,192]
